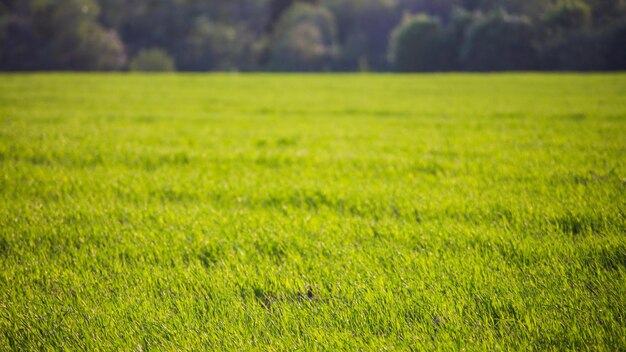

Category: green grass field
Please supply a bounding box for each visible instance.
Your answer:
[0,74,625,350]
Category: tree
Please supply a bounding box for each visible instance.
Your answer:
[398,0,459,21]
[2,0,626,71]
[586,0,626,23]
[39,0,126,70]
[605,20,626,70]
[540,18,626,71]
[324,0,400,70]
[268,0,319,31]
[444,9,481,69]
[458,0,549,19]
[544,0,591,36]
[178,17,239,71]
[269,3,337,71]
[63,20,126,70]
[461,11,538,71]
[117,0,187,57]
[0,0,125,70]
[389,13,453,71]
[0,9,41,70]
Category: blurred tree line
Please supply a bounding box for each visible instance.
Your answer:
[0,0,625,71]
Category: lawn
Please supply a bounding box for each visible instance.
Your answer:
[0,73,625,350]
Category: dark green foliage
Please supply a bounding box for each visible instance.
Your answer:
[55,21,126,71]
[1,0,626,71]
[461,12,538,71]
[0,15,40,70]
[445,9,482,67]
[51,0,124,70]
[178,18,240,71]
[400,0,458,21]
[587,0,626,22]
[389,14,452,71]
[544,0,591,35]
[540,31,606,71]
[0,0,126,70]
[269,3,337,71]
[540,19,626,71]
[604,20,626,70]
[325,0,401,70]
[268,0,319,30]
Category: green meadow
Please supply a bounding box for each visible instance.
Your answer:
[0,74,624,350]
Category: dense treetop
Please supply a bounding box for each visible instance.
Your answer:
[1,0,625,71]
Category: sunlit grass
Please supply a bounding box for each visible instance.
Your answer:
[0,73,625,350]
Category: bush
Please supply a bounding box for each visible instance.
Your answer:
[129,48,175,72]
[461,11,539,71]
[389,14,453,72]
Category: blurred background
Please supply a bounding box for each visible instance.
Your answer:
[1,0,625,72]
